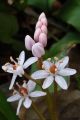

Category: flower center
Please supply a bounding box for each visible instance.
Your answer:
[19,87,28,96]
[12,64,18,70]
[49,64,57,74]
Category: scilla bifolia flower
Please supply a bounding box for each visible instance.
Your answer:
[31,56,77,90]
[7,80,46,115]
[25,12,47,58]
[2,51,38,89]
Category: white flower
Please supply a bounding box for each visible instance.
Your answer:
[7,80,46,115]
[31,56,77,90]
[2,51,38,90]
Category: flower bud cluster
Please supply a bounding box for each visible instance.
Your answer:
[25,12,48,58]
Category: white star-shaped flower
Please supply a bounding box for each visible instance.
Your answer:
[2,51,38,90]
[7,80,46,115]
[31,56,77,90]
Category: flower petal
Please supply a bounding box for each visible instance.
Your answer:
[55,75,68,90]
[29,91,46,97]
[27,80,36,92]
[7,94,21,102]
[42,60,52,70]
[16,98,24,115]
[55,56,69,70]
[58,68,77,76]
[2,63,13,73]
[22,81,27,88]
[9,74,17,90]
[23,97,32,109]
[42,76,54,89]
[31,70,49,79]
[18,51,25,65]
[23,57,38,69]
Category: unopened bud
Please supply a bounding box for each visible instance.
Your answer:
[34,28,41,42]
[41,25,47,34]
[36,21,42,28]
[41,17,47,26]
[32,43,45,58]
[38,12,46,20]
[39,33,47,47]
[25,35,35,50]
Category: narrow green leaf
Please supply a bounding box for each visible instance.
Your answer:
[0,91,18,120]
[58,0,80,31]
[45,32,80,58]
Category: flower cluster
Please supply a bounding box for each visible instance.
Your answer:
[2,12,77,116]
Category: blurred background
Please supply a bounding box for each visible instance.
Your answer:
[0,0,80,120]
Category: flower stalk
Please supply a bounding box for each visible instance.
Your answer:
[45,90,54,120]
[52,81,59,120]
[32,102,46,120]
[24,72,41,86]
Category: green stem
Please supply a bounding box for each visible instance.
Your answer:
[32,102,46,120]
[52,81,58,120]
[24,72,41,86]
[45,90,54,120]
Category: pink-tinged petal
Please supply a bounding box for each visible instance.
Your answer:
[34,28,41,42]
[39,33,47,47]
[31,70,49,79]
[9,74,17,90]
[41,25,47,34]
[41,18,47,26]
[38,12,46,20]
[55,56,69,70]
[23,97,32,109]
[25,35,35,50]
[32,43,45,58]
[42,76,54,89]
[2,63,13,73]
[16,98,24,115]
[55,75,68,90]
[18,51,25,65]
[58,68,77,76]
[27,80,36,92]
[29,91,46,97]
[7,94,21,102]
[23,57,38,69]
[36,21,42,28]
[42,60,52,70]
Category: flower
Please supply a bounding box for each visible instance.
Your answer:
[2,51,38,90]
[7,80,46,115]
[25,12,48,57]
[31,56,77,90]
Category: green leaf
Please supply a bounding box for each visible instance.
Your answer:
[58,0,80,31]
[45,32,80,58]
[48,0,56,8]
[0,12,18,43]
[0,112,7,120]
[0,91,18,120]
[27,0,46,10]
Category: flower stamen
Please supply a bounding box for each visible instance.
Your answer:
[49,64,57,74]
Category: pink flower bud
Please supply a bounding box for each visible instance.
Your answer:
[41,18,47,26]
[32,43,45,58]
[39,33,47,47]
[25,35,35,50]
[34,28,41,42]
[41,25,47,34]
[38,12,46,20]
[36,21,42,28]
